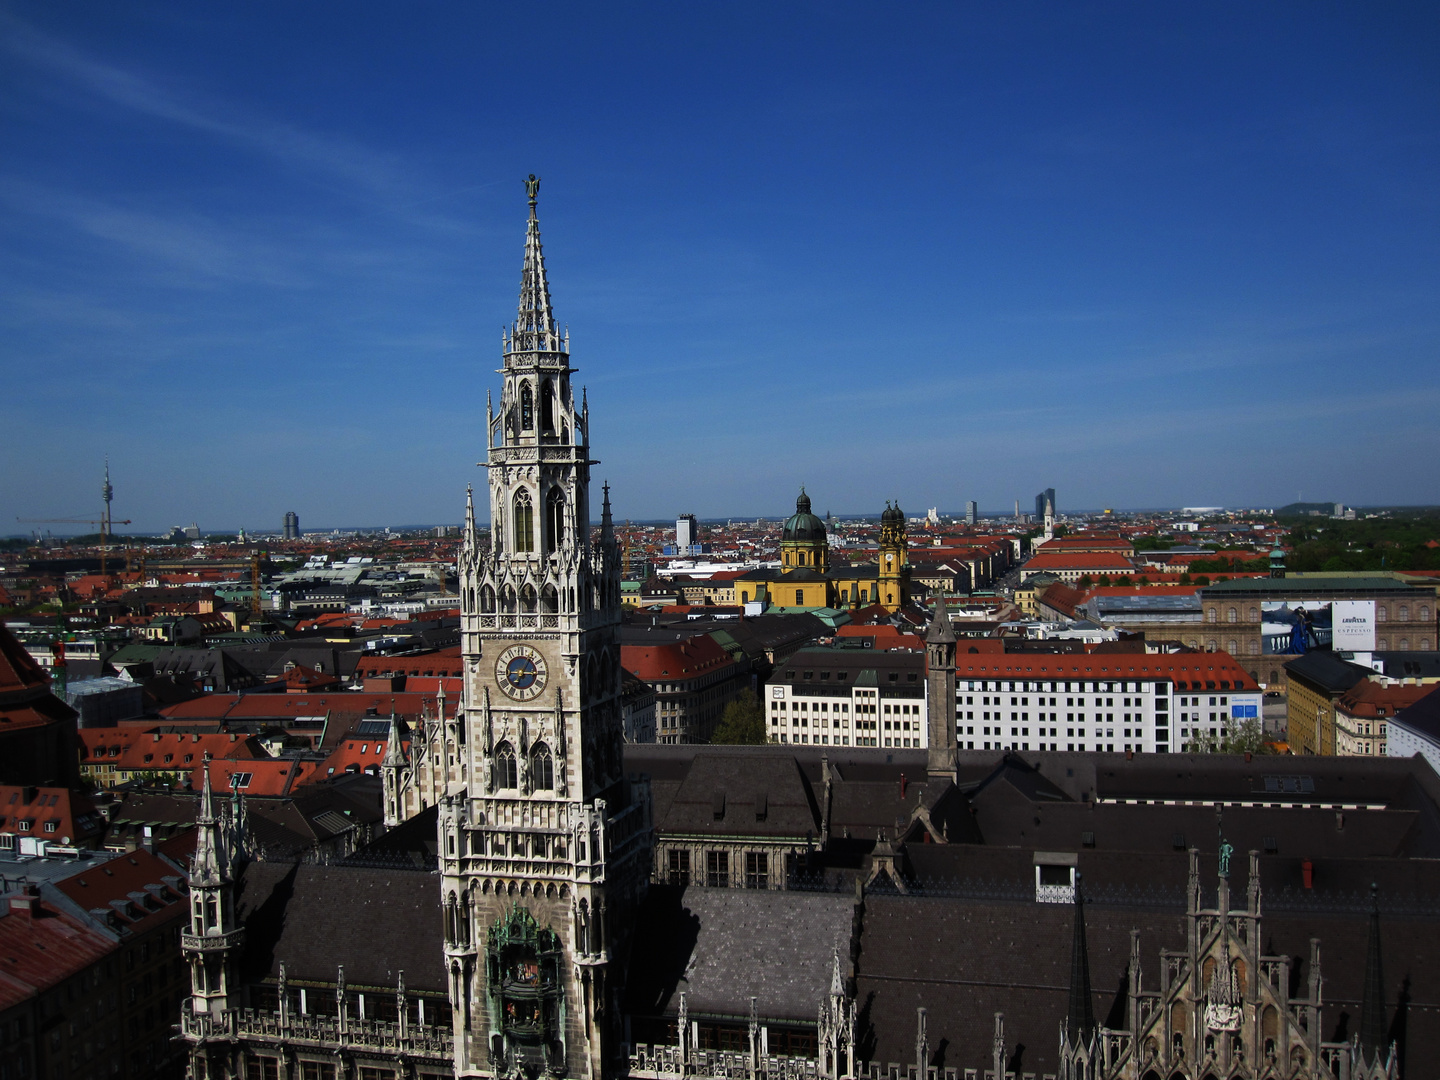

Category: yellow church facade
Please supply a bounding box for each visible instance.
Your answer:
[734,490,911,613]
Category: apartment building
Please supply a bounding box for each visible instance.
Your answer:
[951,652,1261,754]
[765,647,927,749]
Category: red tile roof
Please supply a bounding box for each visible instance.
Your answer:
[621,634,736,682]
[185,757,321,798]
[54,848,188,936]
[1035,581,1087,618]
[0,897,116,1013]
[953,652,1260,690]
[1025,552,1136,572]
[0,620,50,697]
[79,730,265,777]
[834,625,924,650]
[319,735,409,779]
[159,691,448,724]
[0,786,105,846]
[1337,680,1434,718]
[353,646,463,680]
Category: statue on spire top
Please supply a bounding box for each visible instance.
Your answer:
[526,174,541,206]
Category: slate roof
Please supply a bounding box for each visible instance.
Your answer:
[855,884,1440,1074]
[655,753,820,839]
[234,861,445,992]
[1284,651,1375,694]
[626,884,855,1022]
[1391,685,1440,746]
[1202,574,1423,596]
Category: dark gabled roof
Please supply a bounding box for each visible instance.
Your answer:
[1283,650,1374,694]
[1392,685,1440,746]
[234,861,445,992]
[855,874,1440,1074]
[657,753,820,839]
[1202,574,1421,596]
[625,885,854,1022]
[1369,652,1440,680]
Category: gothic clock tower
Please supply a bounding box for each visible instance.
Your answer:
[443,176,649,1080]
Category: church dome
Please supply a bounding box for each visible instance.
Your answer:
[881,502,903,526]
[782,489,827,543]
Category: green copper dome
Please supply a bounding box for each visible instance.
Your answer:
[782,489,827,543]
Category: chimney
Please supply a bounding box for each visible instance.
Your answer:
[1302,860,1314,890]
[900,773,907,800]
[9,884,39,918]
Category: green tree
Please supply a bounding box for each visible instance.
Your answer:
[1077,574,1094,588]
[711,690,767,745]
[1184,718,1272,755]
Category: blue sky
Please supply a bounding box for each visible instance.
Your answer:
[2,3,1438,533]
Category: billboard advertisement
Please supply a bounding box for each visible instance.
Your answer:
[1332,600,1377,652]
[1261,601,1333,654]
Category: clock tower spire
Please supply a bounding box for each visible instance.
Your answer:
[444,176,647,1080]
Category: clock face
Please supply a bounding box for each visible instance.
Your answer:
[495,644,548,701]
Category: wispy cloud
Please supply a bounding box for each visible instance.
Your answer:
[0,176,314,287]
[1,12,419,206]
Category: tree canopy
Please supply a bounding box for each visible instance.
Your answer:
[711,690,766,745]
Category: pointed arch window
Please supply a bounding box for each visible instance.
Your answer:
[513,490,535,553]
[520,384,534,430]
[480,585,496,613]
[541,379,555,432]
[541,584,559,613]
[546,488,566,552]
[530,743,554,790]
[495,742,518,789]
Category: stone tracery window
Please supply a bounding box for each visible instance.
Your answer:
[546,488,565,552]
[520,383,534,430]
[494,742,518,789]
[513,490,535,553]
[530,743,553,790]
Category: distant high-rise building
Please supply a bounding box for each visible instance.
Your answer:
[965,501,978,525]
[1034,487,1056,521]
[675,513,697,551]
[283,511,299,541]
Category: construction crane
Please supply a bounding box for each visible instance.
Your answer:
[16,516,133,575]
[16,461,130,575]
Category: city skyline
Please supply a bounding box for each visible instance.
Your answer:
[3,4,1438,530]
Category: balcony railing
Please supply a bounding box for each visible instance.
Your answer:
[181,929,245,953]
[179,1005,451,1058]
[628,1044,821,1080]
